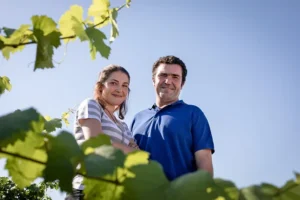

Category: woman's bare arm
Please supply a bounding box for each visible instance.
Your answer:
[79,118,136,154]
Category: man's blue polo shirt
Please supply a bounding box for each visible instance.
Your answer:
[130,100,215,181]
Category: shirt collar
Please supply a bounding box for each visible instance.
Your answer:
[150,100,184,110]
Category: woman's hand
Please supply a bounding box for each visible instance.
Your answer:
[128,139,139,149]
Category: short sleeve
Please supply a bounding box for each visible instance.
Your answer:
[120,121,133,137]
[192,108,215,154]
[77,99,103,122]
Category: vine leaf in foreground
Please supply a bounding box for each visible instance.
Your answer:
[165,170,218,200]
[239,172,300,200]
[43,131,83,192]
[213,178,239,200]
[3,132,46,188]
[43,116,62,133]
[122,161,169,200]
[0,108,44,148]
[83,145,125,178]
[31,15,61,70]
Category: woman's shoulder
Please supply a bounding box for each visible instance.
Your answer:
[77,98,104,112]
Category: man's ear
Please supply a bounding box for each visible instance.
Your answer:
[152,77,155,86]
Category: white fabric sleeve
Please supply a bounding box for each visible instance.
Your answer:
[77,99,103,122]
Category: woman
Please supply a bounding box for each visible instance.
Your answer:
[68,64,138,200]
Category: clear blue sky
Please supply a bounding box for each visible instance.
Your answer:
[1,0,299,199]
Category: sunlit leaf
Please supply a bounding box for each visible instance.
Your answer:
[0,76,12,95]
[59,5,84,42]
[61,112,70,126]
[126,0,131,8]
[71,17,89,41]
[124,151,149,168]
[88,0,110,28]
[3,132,46,188]
[83,177,123,200]
[0,25,32,59]
[109,8,119,43]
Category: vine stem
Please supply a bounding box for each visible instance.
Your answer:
[0,148,121,185]
[0,148,45,165]
[1,3,126,48]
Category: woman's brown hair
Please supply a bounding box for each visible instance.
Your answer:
[94,64,130,120]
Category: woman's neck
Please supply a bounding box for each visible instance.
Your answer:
[105,104,116,114]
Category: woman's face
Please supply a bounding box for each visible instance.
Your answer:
[101,71,130,107]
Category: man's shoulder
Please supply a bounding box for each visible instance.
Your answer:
[133,108,153,118]
[179,101,204,113]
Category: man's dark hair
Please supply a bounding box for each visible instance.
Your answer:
[152,55,187,85]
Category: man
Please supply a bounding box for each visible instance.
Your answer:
[130,55,215,181]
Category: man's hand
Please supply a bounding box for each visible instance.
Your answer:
[195,149,214,177]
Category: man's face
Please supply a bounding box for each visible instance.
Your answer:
[153,63,183,103]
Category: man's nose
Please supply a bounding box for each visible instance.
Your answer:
[164,76,172,84]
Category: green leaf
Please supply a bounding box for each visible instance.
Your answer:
[0,76,12,95]
[126,0,131,8]
[61,112,70,126]
[43,131,83,192]
[83,176,123,200]
[0,39,4,50]
[109,8,119,43]
[214,178,239,200]
[3,27,16,37]
[85,27,110,59]
[59,5,84,42]
[3,132,46,188]
[80,134,111,155]
[88,0,110,28]
[82,145,125,199]
[71,17,89,41]
[44,118,62,133]
[165,170,217,200]
[31,15,61,70]
[295,171,300,183]
[124,151,149,168]
[122,161,169,200]
[273,178,300,200]
[260,183,278,196]
[0,25,32,59]
[0,108,44,148]
[240,185,273,200]
[84,146,124,178]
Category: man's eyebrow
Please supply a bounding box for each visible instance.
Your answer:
[159,72,181,76]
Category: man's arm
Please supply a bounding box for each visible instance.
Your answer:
[195,149,214,177]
